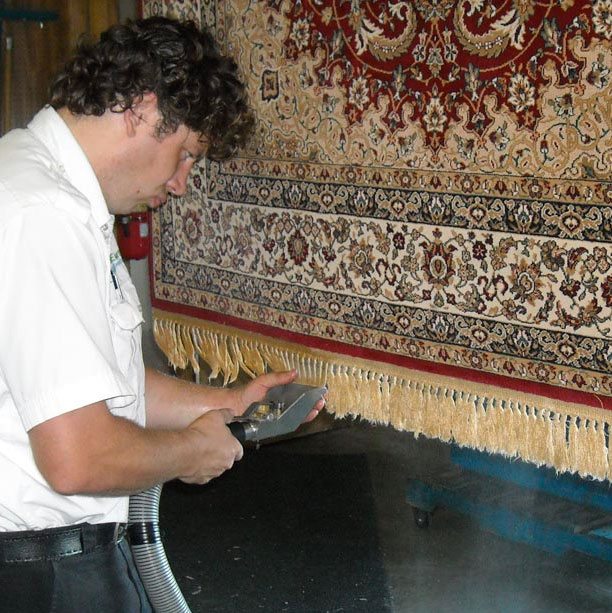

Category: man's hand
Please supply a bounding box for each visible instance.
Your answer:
[236,370,327,423]
[180,409,244,485]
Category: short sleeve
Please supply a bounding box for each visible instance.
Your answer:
[0,199,135,430]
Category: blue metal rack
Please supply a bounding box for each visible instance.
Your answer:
[406,446,612,561]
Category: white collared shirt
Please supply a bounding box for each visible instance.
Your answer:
[0,107,146,531]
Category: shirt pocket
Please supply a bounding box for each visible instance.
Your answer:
[109,298,143,332]
[108,295,143,384]
[106,296,145,416]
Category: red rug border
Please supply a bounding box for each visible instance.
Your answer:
[150,293,612,413]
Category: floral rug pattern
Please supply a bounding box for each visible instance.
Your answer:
[146,0,612,399]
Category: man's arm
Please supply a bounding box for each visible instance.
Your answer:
[144,367,318,429]
[29,368,326,497]
[28,400,242,496]
[144,367,244,429]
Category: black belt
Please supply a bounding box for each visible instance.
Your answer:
[0,522,127,563]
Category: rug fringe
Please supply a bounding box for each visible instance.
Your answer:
[153,309,611,481]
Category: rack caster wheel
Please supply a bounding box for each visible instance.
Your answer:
[412,507,432,529]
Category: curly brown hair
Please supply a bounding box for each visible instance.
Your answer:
[49,16,253,160]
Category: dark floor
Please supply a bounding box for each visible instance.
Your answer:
[271,420,612,613]
[160,417,612,613]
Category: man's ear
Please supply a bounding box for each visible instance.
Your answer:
[124,92,159,137]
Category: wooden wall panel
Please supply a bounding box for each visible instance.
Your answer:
[1,18,64,131]
[88,0,118,40]
[0,0,121,134]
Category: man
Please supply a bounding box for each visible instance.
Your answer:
[0,16,323,612]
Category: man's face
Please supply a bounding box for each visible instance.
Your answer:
[104,106,207,215]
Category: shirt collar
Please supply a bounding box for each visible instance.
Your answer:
[27,106,113,229]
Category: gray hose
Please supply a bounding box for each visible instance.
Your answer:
[126,384,322,611]
[128,485,191,613]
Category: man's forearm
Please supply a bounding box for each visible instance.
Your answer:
[144,367,243,429]
[52,417,196,495]
[29,400,241,496]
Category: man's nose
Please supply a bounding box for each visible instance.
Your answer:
[166,163,191,197]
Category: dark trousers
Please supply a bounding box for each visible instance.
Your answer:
[0,538,153,613]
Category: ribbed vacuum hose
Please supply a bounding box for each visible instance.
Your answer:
[128,485,191,613]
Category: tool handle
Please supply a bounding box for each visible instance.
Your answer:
[229,420,260,443]
[228,421,247,443]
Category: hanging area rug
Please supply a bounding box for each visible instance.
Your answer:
[146,0,612,480]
